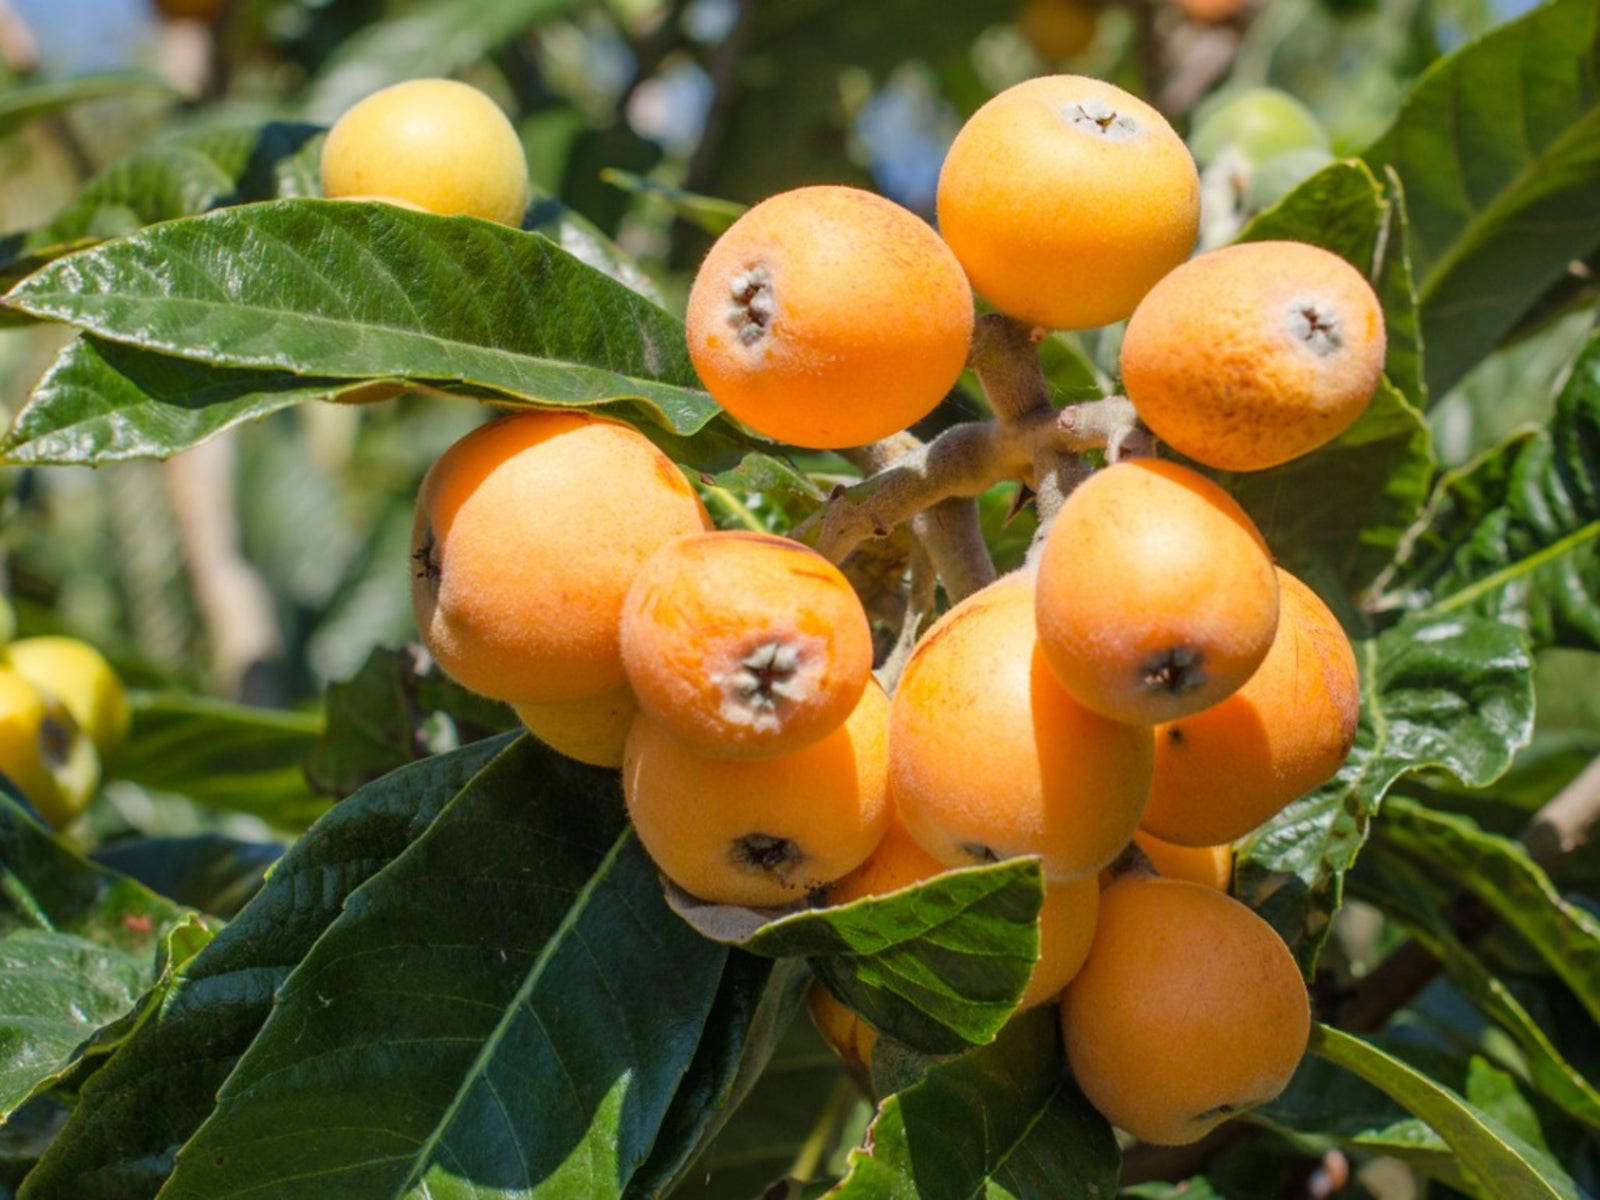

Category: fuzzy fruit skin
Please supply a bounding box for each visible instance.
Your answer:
[1122,241,1385,471]
[5,636,130,759]
[1034,458,1279,725]
[513,686,638,769]
[936,75,1198,331]
[321,78,529,226]
[1061,874,1309,1145]
[621,531,872,760]
[411,411,709,705]
[1132,829,1232,891]
[685,185,973,449]
[0,670,100,829]
[1141,568,1359,846]
[889,573,1153,883]
[624,680,890,907]
[829,819,1100,1008]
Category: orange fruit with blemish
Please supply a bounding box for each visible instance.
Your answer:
[888,573,1153,883]
[411,410,709,705]
[1061,874,1309,1145]
[1140,567,1359,846]
[936,75,1199,330]
[1122,240,1385,471]
[1132,829,1232,891]
[624,680,890,907]
[513,686,638,769]
[828,819,1100,1008]
[620,531,872,760]
[1034,458,1279,725]
[808,982,879,1080]
[685,185,973,449]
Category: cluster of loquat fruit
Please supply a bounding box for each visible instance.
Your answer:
[320,69,1382,1147]
[0,598,131,831]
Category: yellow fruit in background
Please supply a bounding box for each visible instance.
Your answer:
[888,573,1153,882]
[685,185,974,449]
[0,670,100,829]
[936,75,1199,330]
[320,78,530,226]
[1121,240,1386,471]
[1017,0,1099,62]
[1140,567,1360,846]
[1034,458,1279,725]
[809,982,878,1080]
[1131,830,1232,891]
[620,531,873,760]
[411,410,709,705]
[513,686,638,769]
[1061,875,1309,1145]
[624,681,891,908]
[5,636,130,760]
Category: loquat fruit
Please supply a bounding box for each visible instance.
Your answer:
[888,573,1153,883]
[0,670,100,830]
[624,680,891,908]
[1121,240,1386,471]
[513,686,638,769]
[5,636,130,760]
[411,410,709,706]
[685,185,974,449]
[1034,458,1279,725]
[936,75,1199,330]
[1140,567,1359,846]
[620,531,872,760]
[1131,829,1232,891]
[321,78,530,226]
[1061,874,1309,1145]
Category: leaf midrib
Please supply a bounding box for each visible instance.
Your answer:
[1425,516,1600,615]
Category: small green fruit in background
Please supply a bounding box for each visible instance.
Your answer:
[1190,87,1328,167]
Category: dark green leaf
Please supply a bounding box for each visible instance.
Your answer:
[0,792,199,1118]
[303,645,515,798]
[17,735,514,1200]
[0,73,176,139]
[90,835,283,920]
[1309,1024,1582,1200]
[1367,332,1600,651]
[670,858,1045,1055]
[301,0,584,121]
[522,191,665,302]
[1224,381,1434,603]
[1237,612,1534,971]
[5,200,717,437]
[19,122,322,256]
[0,336,402,467]
[1352,845,1600,1132]
[831,1007,1118,1199]
[1376,796,1600,1031]
[160,737,727,1199]
[114,692,324,831]
[1362,0,1600,397]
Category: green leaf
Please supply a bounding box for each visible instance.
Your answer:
[158,737,728,1200]
[1223,381,1434,602]
[113,692,324,831]
[301,0,583,121]
[303,646,515,799]
[0,335,403,467]
[1367,332,1600,651]
[522,190,665,302]
[18,122,322,256]
[1237,612,1534,972]
[0,72,177,139]
[5,200,718,437]
[1362,0,1600,398]
[0,792,198,1119]
[17,735,514,1200]
[671,858,1046,1055]
[830,1007,1118,1199]
[1376,796,1600,1032]
[598,169,747,235]
[1351,845,1600,1132]
[1309,1024,1582,1200]
[90,835,283,920]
